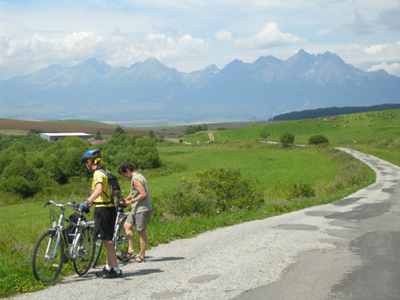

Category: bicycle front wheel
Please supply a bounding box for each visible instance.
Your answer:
[32,230,65,283]
[73,228,95,276]
[115,222,129,261]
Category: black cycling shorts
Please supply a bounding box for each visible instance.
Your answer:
[94,206,116,241]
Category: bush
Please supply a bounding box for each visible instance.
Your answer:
[291,182,315,198]
[280,131,295,148]
[1,175,39,198]
[163,184,217,217]
[161,168,264,217]
[309,135,329,145]
[260,131,271,139]
[101,134,161,170]
[185,124,208,134]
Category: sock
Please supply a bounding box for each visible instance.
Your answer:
[105,265,112,271]
[113,267,120,272]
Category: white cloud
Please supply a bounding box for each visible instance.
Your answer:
[363,41,400,62]
[368,62,400,77]
[63,32,104,52]
[364,43,390,54]
[235,22,306,49]
[143,32,208,60]
[0,31,209,77]
[215,29,232,42]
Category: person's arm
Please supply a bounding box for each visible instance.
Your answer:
[125,179,147,205]
[85,183,103,207]
[124,193,132,203]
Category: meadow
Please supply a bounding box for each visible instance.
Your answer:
[184,109,400,166]
[3,108,398,297]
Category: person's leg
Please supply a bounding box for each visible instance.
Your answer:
[101,239,122,278]
[124,221,135,255]
[95,207,121,278]
[135,211,151,261]
[103,239,118,268]
[137,230,147,260]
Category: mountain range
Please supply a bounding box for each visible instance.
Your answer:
[1,49,399,124]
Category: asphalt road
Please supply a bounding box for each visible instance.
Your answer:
[13,148,400,300]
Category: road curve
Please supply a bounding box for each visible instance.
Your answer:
[13,148,400,300]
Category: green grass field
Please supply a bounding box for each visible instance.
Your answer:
[148,143,338,196]
[185,109,400,145]
[184,109,400,166]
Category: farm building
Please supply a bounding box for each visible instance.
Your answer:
[40,132,91,142]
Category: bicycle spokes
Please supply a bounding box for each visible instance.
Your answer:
[32,231,65,283]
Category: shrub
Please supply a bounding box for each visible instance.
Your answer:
[309,135,329,145]
[163,184,217,217]
[185,124,208,134]
[260,131,271,139]
[112,125,125,138]
[280,131,295,148]
[161,168,264,217]
[291,182,315,198]
[94,131,103,140]
[1,176,39,198]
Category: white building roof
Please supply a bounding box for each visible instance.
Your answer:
[41,132,91,137]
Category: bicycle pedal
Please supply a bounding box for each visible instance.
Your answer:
[78,246,88,254]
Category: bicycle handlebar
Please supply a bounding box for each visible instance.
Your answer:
[44,200,78,210]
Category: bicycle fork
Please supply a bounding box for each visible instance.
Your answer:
[45,213,64,260]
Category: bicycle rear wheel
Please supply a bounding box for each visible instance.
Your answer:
[32,230,65,283]
[73,227,95,275]
[92,238,103,268]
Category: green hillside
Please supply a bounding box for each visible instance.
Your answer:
[214,109,399,144]
[184,109,400,165]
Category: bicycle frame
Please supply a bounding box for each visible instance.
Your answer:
[113,206,130,249]
[33,200,95,282]
[45,201,72,261]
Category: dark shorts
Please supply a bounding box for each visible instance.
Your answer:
[94,206,116,241]
[126,210,152,232]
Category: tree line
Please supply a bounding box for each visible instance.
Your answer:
[272,103,400,121]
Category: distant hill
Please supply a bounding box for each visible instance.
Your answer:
[1,50,400,123]
[0,118,181,136]
[272,104,400,121]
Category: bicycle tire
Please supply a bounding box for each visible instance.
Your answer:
[92,238,103,268]
[73,227,95,276]
[115,218,129,261]
[32,230,64,283]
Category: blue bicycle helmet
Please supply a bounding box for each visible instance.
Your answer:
[82,149,101,163]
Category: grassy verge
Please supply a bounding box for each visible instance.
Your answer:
[348,144,400,167]
[0,144,375,298]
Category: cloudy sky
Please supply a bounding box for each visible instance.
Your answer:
[0,0,399,79]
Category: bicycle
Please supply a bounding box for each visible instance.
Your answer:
[32,200,96,283]
[92,204,130,267]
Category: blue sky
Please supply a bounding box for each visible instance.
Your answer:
[0,0,399,79]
